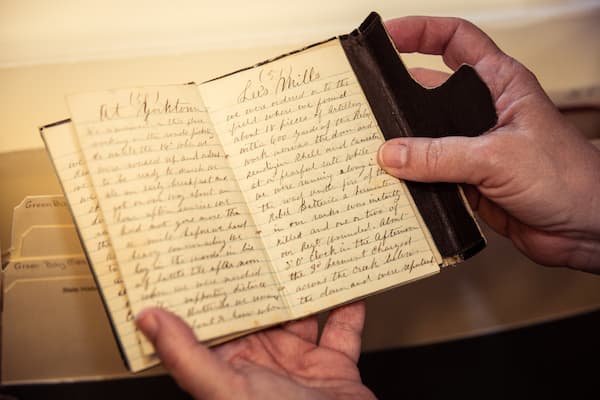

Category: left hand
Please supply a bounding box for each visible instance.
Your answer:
[136,302,376,400]
[379,16,600,272]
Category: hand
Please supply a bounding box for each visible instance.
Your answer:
[379,16,600,273]
[136,302,375,400]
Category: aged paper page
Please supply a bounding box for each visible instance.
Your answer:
[67,85,288,352]
[42,123,158,372]
[200,40,440,316]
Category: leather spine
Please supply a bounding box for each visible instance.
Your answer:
[340,12,497,263]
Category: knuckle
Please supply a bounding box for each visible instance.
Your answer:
[455,17,476,32]
[424,139,443,177]
[478,141,499,170]
[475,135,509,182]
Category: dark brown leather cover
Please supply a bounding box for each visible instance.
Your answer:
[340,12,498,262]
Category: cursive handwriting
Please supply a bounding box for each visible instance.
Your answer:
[98,89,203,122]
[200,41,439,317]
[43,122,157,371]
[237,65,321,104]
[69,85,288,349]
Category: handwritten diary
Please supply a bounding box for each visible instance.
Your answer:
[40,13,497,372]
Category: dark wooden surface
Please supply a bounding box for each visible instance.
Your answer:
[2,308,599,399]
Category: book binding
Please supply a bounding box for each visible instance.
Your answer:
[340,12,498,263]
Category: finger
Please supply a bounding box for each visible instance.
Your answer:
[282,315,319,343]
[136,308,237,399]
[377,136,496,185]
[319,301,365,363]
[385,16,508,100]
[408,67,449,88]
[385,16,500,70]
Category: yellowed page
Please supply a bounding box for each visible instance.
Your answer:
[41,122,158,372]
[67,85,288,354]
[200,40,440,317]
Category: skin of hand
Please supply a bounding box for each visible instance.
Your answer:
[379,17,600,273]
[136,302,376,400]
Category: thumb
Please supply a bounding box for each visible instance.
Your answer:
[377,136,490,184]
[136,308,237,399]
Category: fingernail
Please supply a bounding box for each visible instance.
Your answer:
[136,309,159,341]
[379,142,408,168]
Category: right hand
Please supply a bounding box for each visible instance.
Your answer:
[378,16,600,273]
